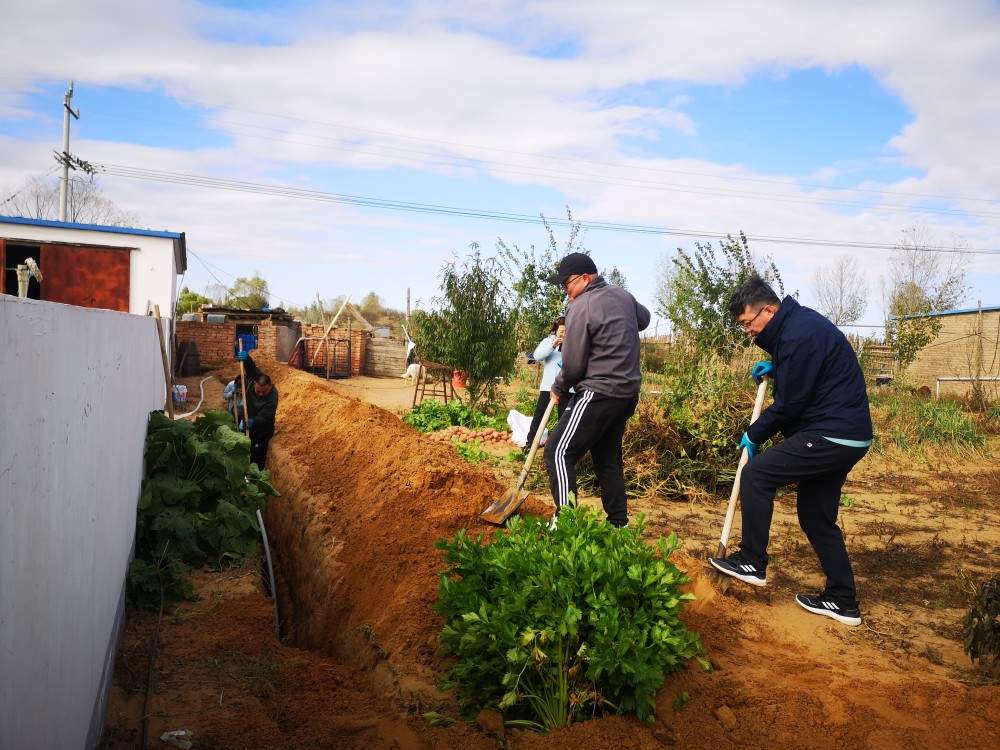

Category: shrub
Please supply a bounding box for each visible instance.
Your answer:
[434,506,707,730]
[869,386,985,454]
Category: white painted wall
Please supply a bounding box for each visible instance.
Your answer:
[0,296,166,750]
[0,220,181,316]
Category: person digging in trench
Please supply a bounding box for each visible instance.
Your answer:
[234,350,279,469]
[709,277,873,626]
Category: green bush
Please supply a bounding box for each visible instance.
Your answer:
[403,399,508,434]
[129,410,280,610]
[434,506,707,730]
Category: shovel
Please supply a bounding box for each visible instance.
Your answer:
[709,376,769,589]
[481,398,556,525]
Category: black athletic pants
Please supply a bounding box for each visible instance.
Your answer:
[543,390,639,527]
[249,423,275,469]
[738,431,868,606]
[524,391,565,450]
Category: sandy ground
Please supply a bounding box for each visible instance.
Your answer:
[102,363,1000,749]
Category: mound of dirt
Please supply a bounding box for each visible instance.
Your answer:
[103,362,1000,749]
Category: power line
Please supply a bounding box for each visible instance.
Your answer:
[95,161,1000,256]
[76,87,1000,208]
[80,106,1000,221]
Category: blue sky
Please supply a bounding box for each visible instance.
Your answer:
[1,0,999,333]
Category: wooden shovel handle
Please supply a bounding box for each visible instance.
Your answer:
[238,340,251,437]
[716,376,769,556]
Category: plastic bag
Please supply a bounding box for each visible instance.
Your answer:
[506,409,546,447]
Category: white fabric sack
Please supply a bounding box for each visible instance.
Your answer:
[507,409,547,447]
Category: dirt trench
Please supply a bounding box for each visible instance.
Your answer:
[111,362,1000,750]
[262,363,551,706]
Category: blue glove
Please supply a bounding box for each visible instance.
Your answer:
[739,432,758,459]
[236,350,248,361]
[239,418,254,431]
[751,360,774,384]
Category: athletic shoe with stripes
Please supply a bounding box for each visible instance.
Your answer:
[795,593,862,626]
[708,552,767,586]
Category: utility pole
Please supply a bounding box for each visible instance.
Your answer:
[58,81,80,222]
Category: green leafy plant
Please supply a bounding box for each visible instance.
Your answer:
[452,438,495,465]
[434,506,707,730]
[403,399,508,434]
[129,410,280,610]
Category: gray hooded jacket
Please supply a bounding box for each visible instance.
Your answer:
[551,277,651,400]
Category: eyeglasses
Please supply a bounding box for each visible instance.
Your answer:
[562,274,582,291]
[739,306,767,332]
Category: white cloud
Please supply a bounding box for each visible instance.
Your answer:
[1,0,998,324]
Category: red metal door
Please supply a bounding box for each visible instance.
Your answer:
[40,243,131,312]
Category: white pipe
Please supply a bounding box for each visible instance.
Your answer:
[935,377,1000,399]
[172,376,215,419]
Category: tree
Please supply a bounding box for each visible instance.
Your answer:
[655,232,785,355]
[0,175,140,227]
[498,207,586,352]
[176,287,213,315]
[357,291,405,327]
[410,245,519,410]
[811,255,868,326]
[882,225,971,368]
[224,275,270,310]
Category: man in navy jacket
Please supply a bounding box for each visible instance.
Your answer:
[709,277,872,626]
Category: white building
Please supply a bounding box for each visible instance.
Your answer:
[0,215,187,316]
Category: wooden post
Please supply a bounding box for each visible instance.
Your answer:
[153,305,174,419]
[238,340,251,437]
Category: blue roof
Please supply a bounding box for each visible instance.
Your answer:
[0,215,187,272]
[894,304,1000,320]
[0,214,182,239]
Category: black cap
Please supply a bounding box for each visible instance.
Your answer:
[545,252,598,285]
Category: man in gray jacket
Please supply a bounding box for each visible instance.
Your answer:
[544,252,651,527]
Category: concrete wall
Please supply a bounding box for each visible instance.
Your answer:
[0,219,181,317]
[903,308,1000,399]
[0,296,165,750]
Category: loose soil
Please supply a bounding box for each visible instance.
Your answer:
[102,363,1000,750]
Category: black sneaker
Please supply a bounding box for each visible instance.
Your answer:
[708,552,767,587]
[796,593,862,626]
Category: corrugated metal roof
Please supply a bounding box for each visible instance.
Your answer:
[895,304,1000,320]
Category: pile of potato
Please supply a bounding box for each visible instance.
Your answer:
[428,425,515,444]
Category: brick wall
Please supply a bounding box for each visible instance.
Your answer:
[903,308,1000,399]
[176,320,236,369]
[175,319,370,376]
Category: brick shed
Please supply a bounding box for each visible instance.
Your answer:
[902,304,1000,399]
[175,313,370,377]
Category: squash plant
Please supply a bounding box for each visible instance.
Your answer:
[128,410,279,610]
[434,506,707,729]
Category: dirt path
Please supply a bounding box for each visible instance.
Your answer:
[103,364,1000,749]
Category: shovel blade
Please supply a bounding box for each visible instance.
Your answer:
[481,488,531,526]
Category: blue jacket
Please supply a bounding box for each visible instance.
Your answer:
[532,334,563,391]
[748,296,872,444]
